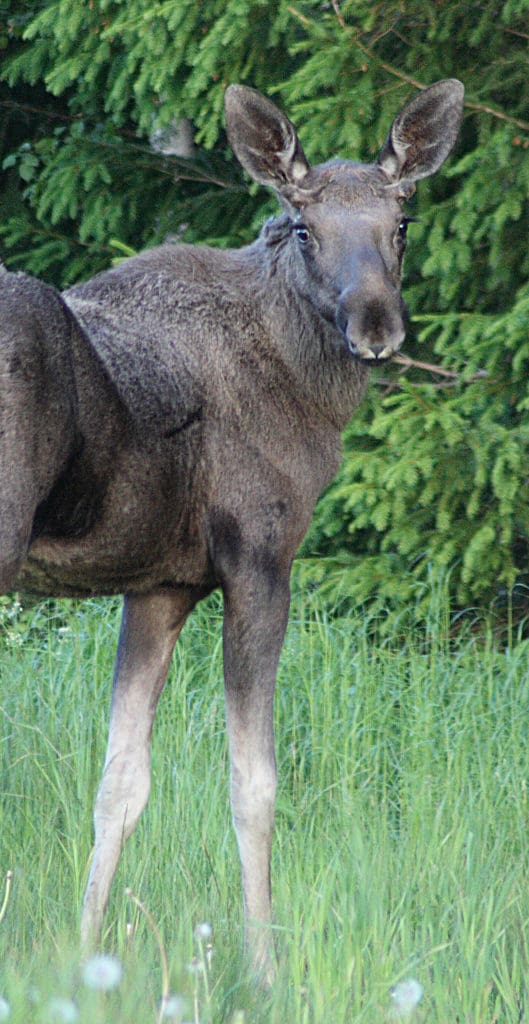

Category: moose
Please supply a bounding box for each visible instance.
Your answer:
[0,80,464,980]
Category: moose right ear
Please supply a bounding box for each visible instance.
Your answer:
[378,79,465,184]
[225,85,311,193]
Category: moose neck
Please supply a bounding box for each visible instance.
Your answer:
[248,220,371,432]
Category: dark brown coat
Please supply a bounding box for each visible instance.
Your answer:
[0,81,464,981]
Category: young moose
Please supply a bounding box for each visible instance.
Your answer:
[0,81,464,979]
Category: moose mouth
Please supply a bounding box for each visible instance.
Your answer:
[347,341,399,363]
[337,303,407,365]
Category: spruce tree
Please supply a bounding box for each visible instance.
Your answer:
[2,0,529,623]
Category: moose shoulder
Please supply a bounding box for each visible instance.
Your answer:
[0,80,464,981]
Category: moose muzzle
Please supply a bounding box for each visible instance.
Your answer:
[337,279,407,363]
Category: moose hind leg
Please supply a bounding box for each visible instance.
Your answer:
[0,272,77,591]
[81,588,198,949]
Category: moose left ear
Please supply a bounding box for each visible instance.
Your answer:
[378,79,465,184]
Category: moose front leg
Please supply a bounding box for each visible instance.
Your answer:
[81,587,198,949]
[222,572,290,984]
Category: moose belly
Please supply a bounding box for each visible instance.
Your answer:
[17,489,209,598]
[18,531,209,598]
[16,548,161,598]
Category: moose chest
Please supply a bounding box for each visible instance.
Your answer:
[201,379,342,590]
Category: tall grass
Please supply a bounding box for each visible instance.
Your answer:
[1,583,529,1022]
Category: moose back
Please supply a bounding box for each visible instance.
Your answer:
[0,80,464,980]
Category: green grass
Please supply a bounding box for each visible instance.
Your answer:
[1,583,529,1022]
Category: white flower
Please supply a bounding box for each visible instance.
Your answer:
[81,954,123,991]
[45,997,79,1023]
[160,994,186,1020]
[390,978,424,1018]
[0,998,10,1021]
[186,957,205,975]
[194,922,212,942]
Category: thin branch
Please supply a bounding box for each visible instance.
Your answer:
[0,98,137,139]
[369,49,529,131]
[377,352,489,390]
[354,37,426,91]
[502,25,529,41]
[355,39,529,129]
[0,98,82,123]
[287,5,311,27]
[463,100,529,132]
[291,5,529,133]
[392,353,460,378]
[330,0,346,30]
[377,376,481,395]
[0,102,234,190]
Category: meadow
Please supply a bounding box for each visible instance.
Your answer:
[1,579,529,1023]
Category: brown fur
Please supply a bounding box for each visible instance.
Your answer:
[0,81,464,981]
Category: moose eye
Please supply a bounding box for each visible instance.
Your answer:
[397,216,418,243]
[294,224,311,245]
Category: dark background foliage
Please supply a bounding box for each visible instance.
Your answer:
[2,0,529,626]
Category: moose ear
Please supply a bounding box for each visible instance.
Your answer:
[378,79,465,184]
[225,85,311,193]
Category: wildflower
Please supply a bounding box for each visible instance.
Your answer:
[44,997,79,1023]
[160,994,186,1020]
[0,998,10,1021]
[186,957,205,976]
[81,954,123,991]
[194,922,212,942]
[389,978,424,1018]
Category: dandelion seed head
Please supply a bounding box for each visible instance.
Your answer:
[45,997,79,1023]
[194,922,212,942]
[160,994,186,1020]
[0,997,10,1021]
[186,956,205,975]
[81,953,123,991]
[390,978,424,1018]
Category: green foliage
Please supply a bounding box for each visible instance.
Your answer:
[2,593,529,1020]
[2,0,529,617]
[301,279,529,623]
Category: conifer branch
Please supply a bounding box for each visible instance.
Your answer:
[296,5,529,133]
[0,99,82,123]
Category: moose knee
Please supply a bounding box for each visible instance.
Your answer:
[94,747,151,842]
[231,758,277,829]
